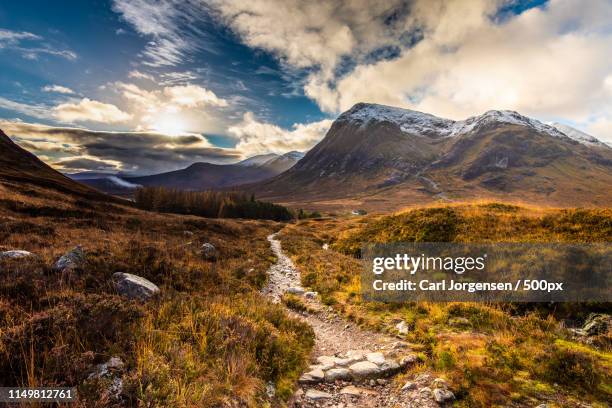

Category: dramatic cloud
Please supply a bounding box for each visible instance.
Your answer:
[53,98,132,124]
[1,120,241,174]
[111,0,214,67]
[0,96,52,120]
[0,27,76,60]
[42,85,75,94]
[208,0,612,142]
[229,112,332,156]
[128,70,155,81]
[163,84,228,107]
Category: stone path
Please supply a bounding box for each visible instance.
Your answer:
[263,233,452,407]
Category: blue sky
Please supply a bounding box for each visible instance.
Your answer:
[0,0,610,174]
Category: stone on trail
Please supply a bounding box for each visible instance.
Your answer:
[432,388,455,404]
[53,245,85,272]
[339,385,366,396]
[379,359,400,375]
[365,352,386,365]
[299,367,325,383]
[286,286,305,295]
[325,368,351,381]
[401,381,416,391]
[349,361,380,378]
[305,389,332,400]
[113,272,160,301]
[0,250,34,259]
[304,291,317,299]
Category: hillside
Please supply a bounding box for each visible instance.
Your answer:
[79,151,304,196]
[251,104,612,210]
[0,129,116,202]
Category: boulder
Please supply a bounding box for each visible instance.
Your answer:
[200,243,217,260]
[325,368,351,381]
[113,272,160,301]
[304,291,318,299]
[53,245,85,272]
[305,389,332,400]
[0,250,33,259]
[583,313,610,336]
[349,361,380,378]
[299,367,324,383]
[379,359,400,375]
[399,354,418,368]
[432,388,455,404]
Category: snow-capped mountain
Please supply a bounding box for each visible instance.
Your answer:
[551,122,608,147]
[250,103,612,208]
[237,153,280,167]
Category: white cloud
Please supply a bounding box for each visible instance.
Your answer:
[0,28,76,60]
[128,70,155,81]
[0,96,52,120]
[229,112,332,156]
[53,98,132,123]
[163,84,228,107]
[209,0,612,142]
[42,84,75,94]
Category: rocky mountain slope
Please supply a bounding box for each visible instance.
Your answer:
[251,103,612,209]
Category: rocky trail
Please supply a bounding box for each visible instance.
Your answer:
[263,233,455,407]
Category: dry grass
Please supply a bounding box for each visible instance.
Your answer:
[0,180,314,407]
[278,203,612,408]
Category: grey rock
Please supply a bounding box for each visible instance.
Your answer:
[448,317,470,327]
[286,286,305,295]
[300,367,325,383]
[379,359,400,375]
[304,291,318,299]
[365,352,385,365]
[265,382,275,398]
[113,272,160,301]
[432,388,455,404]
[0,250,34,259]
[339,385,362,396]
[326,368,351,382]
[305,389,332,400]
[53,245,85,272]
[401,381,416,391]
[432,378,449,389]
[396,320,409,335]
[399,354,418,368]
[200,243,217,260]
[88,357,124,380]
[349,361,380,378]
[583,313,610,336]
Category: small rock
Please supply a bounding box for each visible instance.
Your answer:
[582,313,611,336]
[349,361,380,378]
[286,286,305,295]
[200,243,217,260]
[304,291,318,299]
[316,356,336,370]
[346,350,367,360]
[325,368,351,381]
[294,388,304,398]
[322,243,329,250]
[53,245,85,272]
[113,272,160,301]
[376,378,387,385]
[396,320,409,335]
[88,357,124,379]
[183,231,194,236]
[401,381,416,391]
[0,250,34,259]
[305,389,332,400]
[415,373,431,383]
[333,357,353,366]
[432,378,449,389]
[535,404,548,408]
[448,317,470,327]
[419,386,432,395]
[379,359,400,375]
[339,385,362,396]
[365,352,386,365]
[432,388,455,404]
[265,382,275,398]
[399,354,418,368]
[369,379,376,386]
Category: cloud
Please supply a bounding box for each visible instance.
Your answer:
[53,156,123,173]
[208,0,612,142]
[0,27,76,60]
[1,120,241,174]
[0,96,52,120]
[111,0,215,67]
[229,112,332,156]
[128,70,155,81]
[53,98,132,124]
[42,84,75,94]
[163,84,228,107]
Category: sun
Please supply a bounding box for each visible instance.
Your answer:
[151,114,188,136]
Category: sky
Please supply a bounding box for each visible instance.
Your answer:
[0,0,611,175]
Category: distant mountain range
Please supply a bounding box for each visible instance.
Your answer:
[248,103,612,209]
[75,151,305,196]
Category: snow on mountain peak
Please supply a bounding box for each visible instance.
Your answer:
[551,123,608,147]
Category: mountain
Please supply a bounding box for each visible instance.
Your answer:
[551,123,610,147]
[0,129,114,201]
[79,151,304,195]
[250,103,612,209]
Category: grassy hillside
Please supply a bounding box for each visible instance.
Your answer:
[0,179,313,406]
[278,203,611,407]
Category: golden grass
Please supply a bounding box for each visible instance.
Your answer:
[278,202,612,407]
